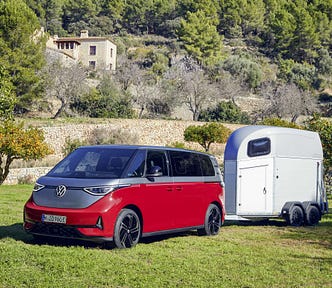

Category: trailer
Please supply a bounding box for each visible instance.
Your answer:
[224,125,328,226]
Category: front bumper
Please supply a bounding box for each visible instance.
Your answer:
[23,197,118,242]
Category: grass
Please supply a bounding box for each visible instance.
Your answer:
[0,185,331,288]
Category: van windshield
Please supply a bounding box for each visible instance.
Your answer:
[47,147,136,179]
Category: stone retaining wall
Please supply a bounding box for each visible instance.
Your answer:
[4,119,241,184]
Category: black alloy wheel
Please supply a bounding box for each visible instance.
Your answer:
[113,209,141,249]
[198,204,222,236]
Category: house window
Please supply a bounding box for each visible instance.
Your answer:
[89,46,96,55]
[89,61,96,70]
[70,42,74,49]
[110,48,113,57]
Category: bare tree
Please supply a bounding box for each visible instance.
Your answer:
[259,82,317,123]
[215,72,248,104]
[165,57,219,121]
[43,52,89,118]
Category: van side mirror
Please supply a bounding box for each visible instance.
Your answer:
[146,166,163,177]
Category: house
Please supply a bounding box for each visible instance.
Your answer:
[46,30,117,71]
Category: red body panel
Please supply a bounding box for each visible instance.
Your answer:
[24,182,225,240]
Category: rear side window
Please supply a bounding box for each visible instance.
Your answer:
[169,151,202,177]
[247,137,271,157]
[199,154,215,176]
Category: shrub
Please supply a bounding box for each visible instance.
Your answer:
[62,137,87,156]
[199,101,251,124]
[258,118,302,129]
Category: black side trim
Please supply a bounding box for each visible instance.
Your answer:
[142,225,203,238]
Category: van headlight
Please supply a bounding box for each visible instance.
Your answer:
[83,184,130,195]
[33,182,45,192]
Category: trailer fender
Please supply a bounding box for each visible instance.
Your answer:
[281,202,304,226]
[302,201,321,225]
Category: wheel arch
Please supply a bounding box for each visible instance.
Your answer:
[281,201,304,218]
[211,201,224,222]
[123,204,143,233]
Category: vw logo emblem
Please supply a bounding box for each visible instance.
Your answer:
[56,185,67,198]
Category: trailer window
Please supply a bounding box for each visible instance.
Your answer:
[247,137,271,157]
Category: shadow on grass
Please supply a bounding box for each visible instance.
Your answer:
[0,223,29,242]
[0,222,196,249]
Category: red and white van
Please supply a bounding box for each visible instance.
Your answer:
[24,145,225,248]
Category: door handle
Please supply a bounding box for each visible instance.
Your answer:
[175,186,183,191]
[166,187,173,192]
[263,187,267,194]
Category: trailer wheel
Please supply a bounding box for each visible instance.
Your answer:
[287,205,304,226]
[305,205,321,226]
[198,204,221,236]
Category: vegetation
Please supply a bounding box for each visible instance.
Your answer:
[0,186,331,287]
[304,115,332,172]
[0,121,53,184]
[184,123,231,152]
[199,101,251,124]
[0,0,330,121]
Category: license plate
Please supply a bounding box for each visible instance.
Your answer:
[41,214,67,224]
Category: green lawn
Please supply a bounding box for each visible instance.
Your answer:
[0,185,331,288]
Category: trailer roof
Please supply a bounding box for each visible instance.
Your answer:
[224,125,323,161]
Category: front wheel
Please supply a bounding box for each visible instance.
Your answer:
[113,209,141,249]
[198,204,222,236]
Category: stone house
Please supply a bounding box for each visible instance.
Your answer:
[46,30,117,71]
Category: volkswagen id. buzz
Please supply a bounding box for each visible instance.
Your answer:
[24,145,225,248]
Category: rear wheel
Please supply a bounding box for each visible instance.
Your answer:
[113,209,141,249]
[305,205,321,226]
[198,204,222,236]
[287,205,304,226]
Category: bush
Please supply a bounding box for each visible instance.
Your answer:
[199,101,251,124]
[88,128,138,145]
[62,137,87,156]
[258,118,302,129]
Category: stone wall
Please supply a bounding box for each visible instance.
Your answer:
[4,119,241,184]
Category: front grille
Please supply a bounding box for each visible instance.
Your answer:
[30,223,84,238]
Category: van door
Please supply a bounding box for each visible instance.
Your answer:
[237,158,273,216]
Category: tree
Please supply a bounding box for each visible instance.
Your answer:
[0,66,16,120]
[177,10,224,67]
[0,0,45,113]
[304,115,332,172]
[259,82,317,123]
[184,122,231,152]
[43,52,88,118]
[0,121,53,184]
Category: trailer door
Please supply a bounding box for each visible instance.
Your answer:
[237,159,273,215]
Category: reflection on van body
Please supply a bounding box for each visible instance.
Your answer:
[24,145,225,248]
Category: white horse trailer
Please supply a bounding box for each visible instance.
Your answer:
[224,125,328,226]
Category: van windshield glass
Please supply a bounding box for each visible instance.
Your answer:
[47,148,136,179]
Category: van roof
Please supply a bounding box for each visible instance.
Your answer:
[77,144,213,157]
[224,125,323,160]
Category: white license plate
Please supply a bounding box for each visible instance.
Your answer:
[41,214,67,224]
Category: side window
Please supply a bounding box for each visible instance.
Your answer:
[199,154,215,176]
[146,150,168,176]
[247,137,271,157]
[170,151,202,177]
[126,150,146,177]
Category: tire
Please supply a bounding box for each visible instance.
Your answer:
[287,205,304,226]
[198,204,222,236]
[113,209,141,249]
[305,205,321,226]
